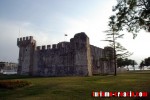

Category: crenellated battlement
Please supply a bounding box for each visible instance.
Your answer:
[17,36,35,47]
[36,45,53,51]
[36,46,41,50]
[17,36,33,42]
[52,44,57,49]
[47,45,51,49]
[36,42,71,51]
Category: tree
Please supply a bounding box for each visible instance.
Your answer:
[103,16,118,76]
[139,60,145,70]
[104,16,132,75]
[117,58,137,70]
[130,59,137,70]
[139,57,150,70]
[111,0,150,37]
[144,57,150,67]
[124,58,132,70]
[111,42,133,59]
[117,58,126,67]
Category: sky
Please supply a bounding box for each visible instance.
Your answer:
[0,0,150,65]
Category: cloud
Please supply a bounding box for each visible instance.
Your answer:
[0,0,150,65]
[0,20,19,62]
[116,30,150,64]
[0,19,61,62]
[62,5,114,48]
[62,13,150,65]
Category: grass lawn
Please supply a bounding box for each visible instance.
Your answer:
[0,70,150,100]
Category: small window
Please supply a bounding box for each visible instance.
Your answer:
[26,49,27,51]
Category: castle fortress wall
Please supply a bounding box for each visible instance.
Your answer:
[90,45,104,74]
[17,32,115,76]
[90,46,115,75]
[34,42,75,76]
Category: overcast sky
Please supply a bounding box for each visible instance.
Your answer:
[0,0,150,64]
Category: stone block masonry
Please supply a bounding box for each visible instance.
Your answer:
[17,32,115,76]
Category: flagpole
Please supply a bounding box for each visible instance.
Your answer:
[19,27,20,38]
[64,33,68,41]
[64,33,65,41]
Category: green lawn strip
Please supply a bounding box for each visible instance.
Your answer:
[0,71,150,100]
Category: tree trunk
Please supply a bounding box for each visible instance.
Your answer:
[127,66,129,71]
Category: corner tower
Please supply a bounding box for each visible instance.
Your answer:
[71,32,92,76]
[104,47,115,74]
[17,36,36,75]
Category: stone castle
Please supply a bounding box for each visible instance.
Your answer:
[17,32,115,76]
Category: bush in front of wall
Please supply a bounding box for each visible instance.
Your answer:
[0,80,31,89]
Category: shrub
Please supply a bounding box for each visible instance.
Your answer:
[0,80,31,89]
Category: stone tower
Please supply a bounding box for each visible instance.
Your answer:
[104,47,115,74]
[17,36,36,75]
[70,32,92,76]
